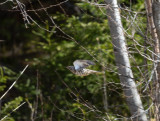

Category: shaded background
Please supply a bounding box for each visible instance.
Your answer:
[0,0,147,120]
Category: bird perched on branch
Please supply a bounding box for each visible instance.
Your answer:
[66,60,104,76]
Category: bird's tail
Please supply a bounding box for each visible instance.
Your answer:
[95,71,105,75]
[84,69,105,75]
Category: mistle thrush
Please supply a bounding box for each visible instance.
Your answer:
[66,60,103,76]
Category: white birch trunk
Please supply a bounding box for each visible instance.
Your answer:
[105,0,148,120]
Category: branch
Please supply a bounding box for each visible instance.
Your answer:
[0,65,29,100]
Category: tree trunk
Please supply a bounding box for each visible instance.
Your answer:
[146,0,160,120]
[153,0,160,41]
[105,0,148,120]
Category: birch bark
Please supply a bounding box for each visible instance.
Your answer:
[105,0,147,120]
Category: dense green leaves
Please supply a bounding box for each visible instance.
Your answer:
[0,0,152,120]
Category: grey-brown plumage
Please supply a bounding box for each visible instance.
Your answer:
[66,60,103,76]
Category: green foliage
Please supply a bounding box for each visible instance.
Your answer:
[0,67,7,92]
[0,66,24,120]
[0,93,23,121]
[120,0,145,11]
[1,97,23,115]
[24,6,125,120]
[0,0,150,120]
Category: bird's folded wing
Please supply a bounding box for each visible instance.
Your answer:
[73,60,95,70]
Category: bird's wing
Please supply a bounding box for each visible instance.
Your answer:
[73,60,95,70]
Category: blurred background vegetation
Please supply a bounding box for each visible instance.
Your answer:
[0,0,150,120]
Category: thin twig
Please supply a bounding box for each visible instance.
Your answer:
[0,65,29,100]
[0,0,12,5]
[143,63,157,92]
[0,102,26,121]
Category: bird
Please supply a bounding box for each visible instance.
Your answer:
[66,60,104,76]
